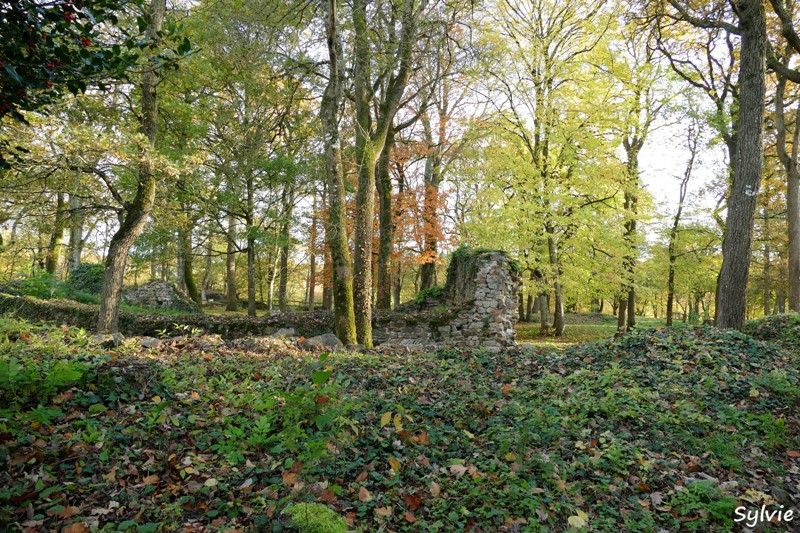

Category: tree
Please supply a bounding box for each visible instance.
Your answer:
[321,0,357,344]
[351,0,423,347]
[652,0,766,329]
[97,0,166,332]
[0,0,154,168]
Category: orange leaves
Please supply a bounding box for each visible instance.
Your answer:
[282,471,298,486]
[402,492,422,511]
[409,430,430,445]
[314,395,330,405]
[61,524,88,533]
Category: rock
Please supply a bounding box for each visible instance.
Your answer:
[90,332,125,348]
[139,336,161,349]
[770,486,792,505]
[123,281,201,313]
[272,327,296,338]
[303,333,344,351]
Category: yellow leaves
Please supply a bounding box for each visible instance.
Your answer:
[388,456,402,474]
[430,481,441,497]
[567,509,589,529]
[204,478,218,487]
[463,429,475,440]
[152,395,162,404]
[380,411,405,433]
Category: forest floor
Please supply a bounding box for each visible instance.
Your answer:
[2,314,800,532]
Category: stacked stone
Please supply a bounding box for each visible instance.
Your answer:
[123,281,201,313]
[376,249,518,352]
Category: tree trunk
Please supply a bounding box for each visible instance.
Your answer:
[178,227,199,302]
[45,193,67,275]
[278,187,293,312]
[307,194,317,311]
[617,296,627,332]
[546,233,564,336]
[247,232,256,317]
[201,235,212,303]
[321,0,356,344]
[177,232,186,291]
[778,254,787,313]
[376,129,395,310]
[716,0,767,330]
[393,266,402,309]
[67,195,84,273]
[776,71,800,311]
[97,0,165,333]
[538,294,548,335]
[764,207,771,316]
[226,214,238,311]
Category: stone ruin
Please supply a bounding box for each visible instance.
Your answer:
[123,280,201,313]
[376,248,519,352]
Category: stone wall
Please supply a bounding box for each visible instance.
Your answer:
[376,249,518,351]
[123,281,201,313]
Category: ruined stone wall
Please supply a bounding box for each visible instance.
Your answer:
[376,249,518,351]
[123,281,201,313]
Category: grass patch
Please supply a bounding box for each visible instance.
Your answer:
[1,316,799,531]
[516,312,669,346]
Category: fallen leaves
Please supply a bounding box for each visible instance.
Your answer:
[358,486,373,502]
[4,319,800,532]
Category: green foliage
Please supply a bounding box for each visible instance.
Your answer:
[245,354,353,466]
[666,481,737,531]
[66,263,105,294]
[413,285,443,305]
[744,312,800,344]
[286,503,348,533]
[1,317,798,531]
[11,271,65,299]
[0,317,88,406]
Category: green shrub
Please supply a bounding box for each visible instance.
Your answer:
[286,503,348,533]
[13,271,64,299]
[67,263,105,294]
[414,285,443,305]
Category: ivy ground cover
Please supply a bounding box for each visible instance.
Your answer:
[2,316,800,532]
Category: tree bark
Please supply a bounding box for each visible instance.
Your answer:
[307,193,318,311]
[321,0,357,344]
[201,234,212,303]
[775,70,800,311]
[278,186,293,312]
[716,0,766,330]
[376,129,395,310]
[97,0,166,333]
[178,227,199,302]
[546,232,564,336]
[67,195,84,273]
[45,193,67,275]
[226,214,238,311]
